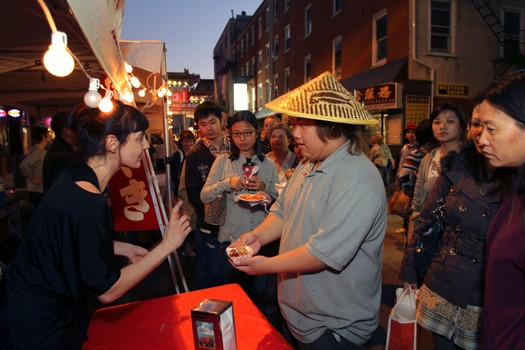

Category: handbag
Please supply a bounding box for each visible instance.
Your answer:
[204,194,227,226]
[413,199,446,277]
[389,187,412,219]
[386,287,417,350]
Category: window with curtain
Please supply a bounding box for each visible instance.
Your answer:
[430,0,451,53]
[373,10,387,64]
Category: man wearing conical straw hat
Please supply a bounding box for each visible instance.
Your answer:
[230,72,387,348]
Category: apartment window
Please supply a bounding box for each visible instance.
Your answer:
[266,79,271,102]
[240,39,244,57]
[273,35,279,58]
[258,17,262,40]
[503,9,522,60]
[241,66,245,76]
[258,50,263,72]
[284,25,291,53]
[333,36,342,79]
[304,54,312,82]
[430,0,451,53]
[245,62,249,76]
[251,26,255,45]
[273,1,279,21]
[251,86,256,111]
[246,33,249,48]
[266,7,270,32]
[284,67,290,93]
[305,5,312,37]
[373,10,387,64]
[333,0,343,16]
[284,0,290,12]
[274,74,279,98]
[266,43,270,67]
[258,83,263,108]
[251,56,256,75]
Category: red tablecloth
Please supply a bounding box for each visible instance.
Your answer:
[83,283,293,349]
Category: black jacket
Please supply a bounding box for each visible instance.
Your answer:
[400,142,504,307]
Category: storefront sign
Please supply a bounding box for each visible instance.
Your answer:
[437,83,469,98]
[8,109,21,117]
[354,83,403,111]
[405,95,430,125]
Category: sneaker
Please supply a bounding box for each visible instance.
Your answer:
[395,228,406,234]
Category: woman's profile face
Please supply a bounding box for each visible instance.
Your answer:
[432,109,463,144]
[478,100,525,168]
[119,131,149,168]
[469,106,484,155]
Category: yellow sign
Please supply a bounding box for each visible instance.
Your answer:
[437,84,469,98]
[405,95,430,125]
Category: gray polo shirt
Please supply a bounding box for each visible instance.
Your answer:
[270,142,387,345]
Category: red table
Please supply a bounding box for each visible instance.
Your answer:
[83,283,293,349]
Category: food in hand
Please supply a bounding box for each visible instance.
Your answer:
[226,245,254,263]
[238,193,266,202]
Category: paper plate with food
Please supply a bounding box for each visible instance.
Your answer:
[237,193,267,203]
[226,244,254,264]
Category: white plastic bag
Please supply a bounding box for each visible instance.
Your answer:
[386,287,417,350]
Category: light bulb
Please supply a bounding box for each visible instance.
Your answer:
[124,62,133,73]
[84,78,101,108]
[166,90,172,97]
[43,32,75,77]
[157,90,165,98]
[130,76,141,88]
[138,89,146,97]
[98,90,114,113]
[121,89,134,103]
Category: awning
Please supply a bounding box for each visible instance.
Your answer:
[255,107,278,119]
[341,57,408,91]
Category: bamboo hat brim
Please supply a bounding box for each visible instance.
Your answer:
[265,71,378,125]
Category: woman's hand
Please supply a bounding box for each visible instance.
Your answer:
[245,175,265,191]
[403,281,418,289]
[163,201,192,253]
[229,176,244,191]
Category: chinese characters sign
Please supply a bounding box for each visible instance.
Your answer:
[109,155,160,231]
[354,83,402,111]
[405,95,430,125]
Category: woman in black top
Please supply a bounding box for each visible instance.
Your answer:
[6,101,191,349]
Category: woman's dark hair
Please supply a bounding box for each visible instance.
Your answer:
[179,129,196,142]
[229,110,265,162]
[68,100,149,160]
[415,119,437,146]
[31,126,49,142]
[312,119,368,155]
[474,70,525,129]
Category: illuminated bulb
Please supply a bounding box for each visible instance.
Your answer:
[121,89,134,103]
[157,90,165,98]
[84,78,101,108]
[166,90,172,97]
[43,31,75,77]
[124,62,133,73]
[138,89,146,97]
[98,91,114,113]
[130,76,141,88]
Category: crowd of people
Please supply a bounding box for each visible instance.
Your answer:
[2,70,524,349]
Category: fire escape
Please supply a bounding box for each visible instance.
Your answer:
[470,0,524,73]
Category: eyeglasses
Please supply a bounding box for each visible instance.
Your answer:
[231,130,256,138]
[270,135,286,140]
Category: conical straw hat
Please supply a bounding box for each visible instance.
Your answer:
[265,71,378,125]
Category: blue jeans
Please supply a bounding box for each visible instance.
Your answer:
[194,228,222,289]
